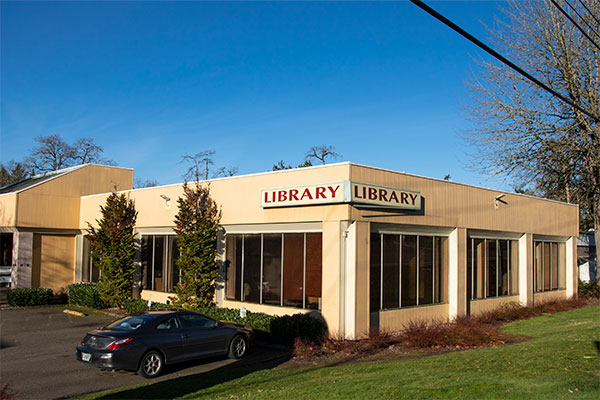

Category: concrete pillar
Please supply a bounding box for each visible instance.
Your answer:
[321,220,342,337]
[448,227,467,319]
[566,236,577,298]
[354,221,370,339]
[518,233,533,306]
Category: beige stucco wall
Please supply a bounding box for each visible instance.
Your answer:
[0,194,17,227]
[15,165,133,229]
[379,303,450,331]
[468,296,521,315]
[349,164,579,237]
[533,290,568,304]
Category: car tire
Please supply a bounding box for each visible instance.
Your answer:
[138,350,164,379]
[228,335,248,359]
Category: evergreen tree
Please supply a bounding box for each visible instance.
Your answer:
[87,193,138,307]
[173,181,221,308]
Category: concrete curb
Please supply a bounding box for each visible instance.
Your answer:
[63,309,87,317]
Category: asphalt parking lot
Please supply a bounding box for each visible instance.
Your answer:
[0,306,291,399]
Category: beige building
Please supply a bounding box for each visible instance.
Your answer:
[0,162,579,338]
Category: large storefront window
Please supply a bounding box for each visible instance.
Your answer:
[82,236,100,283]
[142,235,180,292]
[534,241,565,292]
[370,233,448,311]
[467,238,519,300]
[225,233,322,310]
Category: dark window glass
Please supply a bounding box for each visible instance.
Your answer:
[0,233,12,267]
[370,233,381,311]
[167,236,180,293]
[142,236,152,290]
[534,242,543,292]
[474,239,485,299]
[486,239,497,297]
[283,234,304,308]
[156,316,180,330]
[551,243,559,290]
[436,237,447,303]
[401,235,417,307]
[498,240,509,296]
[305,233,322,310]
[154,236,165,292]
[226,235,242,301]
[419,236,434,305]
[382,235,400,309]
[179,314,216,328]
[262,234,282,306]
[510,240,519,295]
[467,238,473,300]
[243,235,261,303]
[543,242,551,291]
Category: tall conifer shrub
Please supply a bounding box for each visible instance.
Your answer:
[173,181,221,308]
[87,193,138,307]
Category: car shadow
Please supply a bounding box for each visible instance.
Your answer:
[93,344,293,399]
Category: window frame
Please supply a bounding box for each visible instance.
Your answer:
[533,240,565,293]
[467,237,518,300]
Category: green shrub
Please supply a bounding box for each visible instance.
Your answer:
[67,283,106,309]
[7,288,53,307]
[196,306,276,334]
[270,313,328,345]
[579,279,600,298]
[122,298,173,314]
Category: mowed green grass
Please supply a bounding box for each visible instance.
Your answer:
[80,305,600,400]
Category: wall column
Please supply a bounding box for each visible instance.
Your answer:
[321,220,342,337]
[566,236,577,298]
[448,227,467,319]
[353,221,370,339]
[518,233,533,306]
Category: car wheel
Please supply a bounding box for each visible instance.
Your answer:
[228,335,248,359]
[138,350,164,379]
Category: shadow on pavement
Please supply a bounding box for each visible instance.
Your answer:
[94,348,293,399]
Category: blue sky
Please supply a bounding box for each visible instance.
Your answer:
[1,1,510,189]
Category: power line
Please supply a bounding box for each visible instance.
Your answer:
[564,0,600,40]
[551,0,600,51]
[578,0,600,27]
[409,0,599,122]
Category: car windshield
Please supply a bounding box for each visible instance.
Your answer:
[105,314,159,331]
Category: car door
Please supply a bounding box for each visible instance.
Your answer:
[146,315,187,363]
[178,313,229,359]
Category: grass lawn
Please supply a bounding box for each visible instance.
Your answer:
[78,305,600,400]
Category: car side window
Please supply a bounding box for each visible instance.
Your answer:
[156,316,180,330]
[179,314,216,329]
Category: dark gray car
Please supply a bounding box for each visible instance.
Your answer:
[76,310,254,378]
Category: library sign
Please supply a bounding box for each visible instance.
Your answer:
[261,181,421,210]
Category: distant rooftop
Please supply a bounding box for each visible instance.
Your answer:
[0,165,85,195]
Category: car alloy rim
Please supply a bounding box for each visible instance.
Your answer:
[144,354,161,375]
[234,337,246,357]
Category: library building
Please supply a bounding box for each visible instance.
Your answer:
[0,162,579,338]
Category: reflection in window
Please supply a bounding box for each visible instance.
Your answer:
[371,233,447,310]
[467,238,519,300]
[534,241,565,292]
[142,235,180,292]
[82,236,100,283]
[225,233,322,310]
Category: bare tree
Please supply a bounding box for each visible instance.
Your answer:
[26,135,75,173]
[464,0,599,266]
[305,145,340,165]
[73,137,113,165]
[134,178,159,189]
[212,166,239,178]
[182,150,215,182]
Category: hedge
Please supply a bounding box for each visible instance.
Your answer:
[123,298,174,314]
[67,283,106,309]
[579,279,600,299]
[270,313,328,344]
[7,288,53,307]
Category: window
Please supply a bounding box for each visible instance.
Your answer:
[370,233,448,311]
[467,238,519,300]
[225,233,322,310]
[1,233,13,267]
[534,241,565,292]
[156,316,180,330]
[179,314,216,328]
[81,236,100,283]
[142,235,180,292]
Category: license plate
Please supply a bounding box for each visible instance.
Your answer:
[82,352,91,362]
